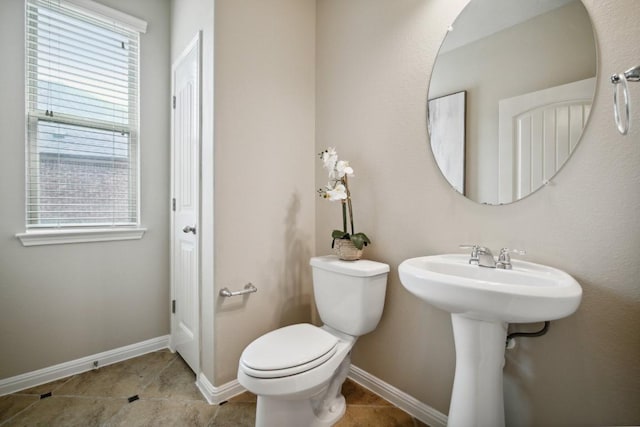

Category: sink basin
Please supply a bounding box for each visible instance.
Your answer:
[399,253,582,427]
[398,254,582,323]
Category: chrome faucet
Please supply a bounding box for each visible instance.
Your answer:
[460,245,496,268]
[460,245,526,269]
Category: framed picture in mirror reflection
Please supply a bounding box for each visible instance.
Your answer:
[428,91,466,195]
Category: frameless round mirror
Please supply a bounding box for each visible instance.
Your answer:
[427,0,597,205]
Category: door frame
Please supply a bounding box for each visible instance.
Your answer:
[170,31,202,372]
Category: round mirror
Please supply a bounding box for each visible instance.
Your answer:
[427,0,597,205]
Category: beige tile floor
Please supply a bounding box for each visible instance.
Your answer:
[0,350,428,427]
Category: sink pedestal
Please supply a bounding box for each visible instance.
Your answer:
[448,314,507,427]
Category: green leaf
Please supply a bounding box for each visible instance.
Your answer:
[350,232,371,250]
[353,232,370,244]
[331,230,349,240]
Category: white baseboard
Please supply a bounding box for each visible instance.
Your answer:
[198,364,449,425]
[0,335,170,396]
[196,373,245,405]
[348,365,448,427]
[195,366,447,426]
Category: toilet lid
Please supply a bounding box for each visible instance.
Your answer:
[240,324,338,378]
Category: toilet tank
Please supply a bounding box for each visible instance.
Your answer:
[310,255,389,336]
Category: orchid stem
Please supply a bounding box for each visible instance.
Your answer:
[341,200,347,234]
[343,176,355,235]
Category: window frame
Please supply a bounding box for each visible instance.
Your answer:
[17,0,147,246]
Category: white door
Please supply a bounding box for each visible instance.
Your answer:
[498,78,594,204]
[171,34,201,373]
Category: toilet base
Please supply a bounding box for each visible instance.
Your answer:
[256,394,346,427]
[254,355,351,427]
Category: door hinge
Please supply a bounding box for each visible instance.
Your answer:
[172,300,176,314]
[172,95,176,109]
[172,198,176,211]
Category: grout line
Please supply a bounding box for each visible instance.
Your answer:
[210,401,222,423]
[0,397,41,427]
[125,396,210,403]
[51,374,77,394]
[28,395,129,401]
[101,352,184,427]
[10,374,77,398]
[138,352,179,393]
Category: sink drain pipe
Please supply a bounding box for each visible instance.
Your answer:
[505,321,550,348]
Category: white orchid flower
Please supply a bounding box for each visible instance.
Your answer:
[326,183,347,201]
[336,160,354,178]
[321,147,338,172]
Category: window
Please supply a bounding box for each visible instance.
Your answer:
[20,0,147,245]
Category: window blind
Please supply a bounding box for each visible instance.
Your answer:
[25,0,140,228]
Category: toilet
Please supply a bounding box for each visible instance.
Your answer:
[237,255,389,427]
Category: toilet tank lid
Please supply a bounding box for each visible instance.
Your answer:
[310,255,390,277]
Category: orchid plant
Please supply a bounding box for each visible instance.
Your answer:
[318,148,371,250]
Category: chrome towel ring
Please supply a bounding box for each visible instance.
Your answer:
[611,65,640,135]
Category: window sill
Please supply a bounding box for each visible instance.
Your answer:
[16,227,147,247]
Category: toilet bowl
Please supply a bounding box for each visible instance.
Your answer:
[237,255,389,427]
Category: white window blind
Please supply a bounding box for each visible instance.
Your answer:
[25,0,141,229]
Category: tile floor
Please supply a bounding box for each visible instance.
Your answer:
[0,350,428,426]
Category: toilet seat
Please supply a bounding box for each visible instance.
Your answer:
[240,323,338,379]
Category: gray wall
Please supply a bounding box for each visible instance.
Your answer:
[0,0,171,379]
[213,0,317,385]
[316,0,639,425]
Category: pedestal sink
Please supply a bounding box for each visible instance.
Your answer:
[398,254,582,427]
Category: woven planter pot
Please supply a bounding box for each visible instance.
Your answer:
[333,238,363,261]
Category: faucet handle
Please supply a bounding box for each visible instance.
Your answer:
[498,248,526,258]
[497,248,526,269]
[460,244,480,264]
[460,244,478,250]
